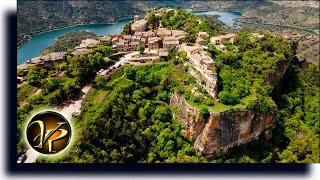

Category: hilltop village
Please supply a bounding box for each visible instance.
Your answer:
[18,8,245,103]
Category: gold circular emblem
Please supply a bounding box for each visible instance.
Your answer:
[26,111,71,154]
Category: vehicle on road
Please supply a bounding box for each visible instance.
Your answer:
[117,64,122,67]
[97,69,104,74]
[71,110,79,115]
[108,67,114,71]
[17,154,27,163]
[140,60,146,63]
[124,61,130,64]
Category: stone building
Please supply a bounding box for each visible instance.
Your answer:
[100,36,112,44]
[131,15,148,32]
[163,41,179,49]
[18,52,66,72]
[196,36,206,45]
[75,38,99,49]
[148,37,160,50]
[198,31,208,39]
[210,33,236,45]
[180,44,218,99]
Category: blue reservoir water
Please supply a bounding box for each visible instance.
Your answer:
[17,18,132,65]
[193,11,242,29]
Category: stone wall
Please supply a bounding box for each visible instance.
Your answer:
[189,65,218,100]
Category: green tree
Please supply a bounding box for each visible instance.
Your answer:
[147,12,160,30]
[26,67,41,86]
[40,69,47,78]
[122,22,134,35]
[258,96,271,112]
[152,106,172,123]
[17,69,25,77]
[185,32,196,45]
[200,106,210,118]
[94,75,107,89]
[248,100,258,111]
[43,78,60,94]
[137,45,145,54]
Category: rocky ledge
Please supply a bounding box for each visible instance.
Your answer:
[170,93,276,157]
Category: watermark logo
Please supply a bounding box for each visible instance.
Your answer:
[26,111,71,154]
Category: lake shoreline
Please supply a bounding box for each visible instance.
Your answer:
[237,21,319,35]
[17,17,134,48]
[190,9,242,15]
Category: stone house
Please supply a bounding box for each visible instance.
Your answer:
[19,52,66,72]
[171,30,187,40]
[156,28,172,37]
[196,36,206,45]
[198,31,208,39]
[163,40,179,49]
[210,34,236,45]
[75,38,100,49]
[148,37,160,50]
[100,36,112,44]
[159,48,169,57]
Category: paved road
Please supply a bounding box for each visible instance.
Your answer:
[100,57,126,76]
[60,84,92,120]
[24,148,39,163]
[24,84,93,163]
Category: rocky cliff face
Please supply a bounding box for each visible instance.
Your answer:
[266,60,291,86]
[189,66,218,100]
[170,57,291,157]
[170,93,276,157]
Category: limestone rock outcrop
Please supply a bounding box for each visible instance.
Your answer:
[170,93,276,156]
